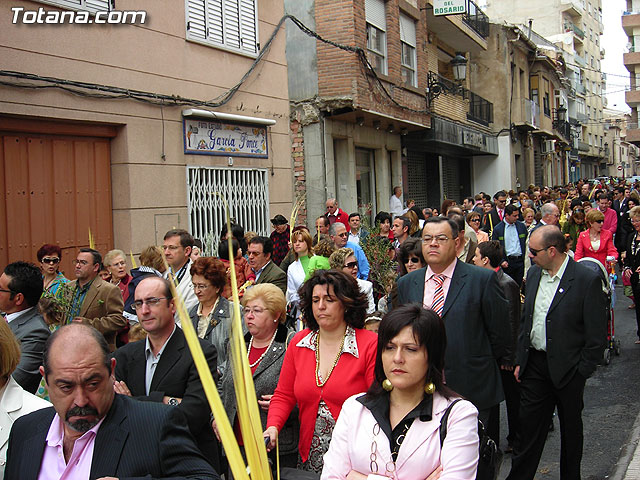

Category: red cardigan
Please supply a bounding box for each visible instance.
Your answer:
[266,327,377,462]
[574,228,618,267]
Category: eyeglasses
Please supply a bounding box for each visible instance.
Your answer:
[163,245,181,251]
[192,283,211,291]
[41,257,60,265]
[131,297,169,311]
[336,232,348,238]
[243,306,266,316]
[422,235,451,244]
[344,261,358,269]
[529,246,550,256]
[406,257,422,264]
[0,288,15,295]
[74,259,90,266]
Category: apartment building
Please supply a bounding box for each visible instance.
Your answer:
[624,0,640,149]
[484,0,607,181]
[0,0,290,273]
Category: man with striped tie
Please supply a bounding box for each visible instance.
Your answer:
[397,216,511,432]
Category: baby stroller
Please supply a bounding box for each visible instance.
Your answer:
[576,256,621,365]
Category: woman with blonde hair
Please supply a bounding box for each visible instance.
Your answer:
[466,211,489,243]
[0,321,50,478]
[286,228,315,326]
[329,248,375,314]
[574,209,617,267]
[104,249,132,302]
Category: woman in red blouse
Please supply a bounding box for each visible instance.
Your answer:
[574,209,618,268]
[264,270,377,473]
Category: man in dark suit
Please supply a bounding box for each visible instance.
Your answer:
[66,248,126,351]
[506,226,607,480]
[481,190,507,236]
[4,323,218,479]
[491,204,528,287]
[397,217,511,426]
[0,261,50,393]
[473,241,522,454]
[113,276,219,468]
[248,236,287,294]
[614,186,631,259]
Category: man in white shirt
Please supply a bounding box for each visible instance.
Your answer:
[162,229,198,313]
[389,186,407,219]
[348,212,367,245]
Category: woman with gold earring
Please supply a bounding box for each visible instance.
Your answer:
[321,305,480,480]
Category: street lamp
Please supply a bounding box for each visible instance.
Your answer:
[426,53,468,104]
[557,104,567,122]
[451,53,468,82]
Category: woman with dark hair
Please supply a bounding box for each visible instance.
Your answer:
[220,222,248,256]
[321,305,479,479]
[374,211,393,240]
[562,209,586,252]
[397,237,426,276]
[218,238,253,299]
[188,256,236,377]
[265,270,377,473]
[36,244,68,296]
[440,199,456,217]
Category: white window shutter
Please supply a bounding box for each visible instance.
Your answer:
[399,13,416,47]
[84,0,111,11]
[365,0,386,31]
[224,0,241,50]
[239,0,258,54]
[187,0,207,40]
[207,0,224,44]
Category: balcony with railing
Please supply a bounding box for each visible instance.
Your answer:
[578,141,590,152]
[462,0,489,39]
[425,0,489,53]
[564,21,585,42]
[574,53,587,68]
[468,91,493,126]
[560,0,584,17]
[575,82,587,95]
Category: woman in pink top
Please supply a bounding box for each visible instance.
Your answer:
[575,209,618,268]
[265,270,377,473]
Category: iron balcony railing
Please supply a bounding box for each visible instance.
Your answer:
[564,21,585,39]
[555,121,572,141]
[462,0,489,39]
[468,91,493,125]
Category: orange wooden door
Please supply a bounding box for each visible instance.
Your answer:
[0,131,113,279]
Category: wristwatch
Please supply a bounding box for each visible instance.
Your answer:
[167,397,179,406]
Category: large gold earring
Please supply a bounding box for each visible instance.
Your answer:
[382,379,394,391]
[424,381,435,395]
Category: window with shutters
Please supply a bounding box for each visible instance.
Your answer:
[186,0,259,57]
[365,0,387,75]
[38,0,112,12]
[399,13,416,87]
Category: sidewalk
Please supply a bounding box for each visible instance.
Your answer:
[610,408,640,480]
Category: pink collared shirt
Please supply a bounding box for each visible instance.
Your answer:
[422,258,458,310]
[37,414,105,480]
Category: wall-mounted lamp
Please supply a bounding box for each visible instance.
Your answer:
[451,53,467,82]
[426,53,468,105]
[356,116,365,127]
[552,104,567,130]
[400,128,408,136]
[387,124,394,133]
[373,120,381,130]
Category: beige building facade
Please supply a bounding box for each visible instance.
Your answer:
[0,0,290,272]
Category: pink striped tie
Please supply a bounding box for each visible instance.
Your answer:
[430,274,446,317]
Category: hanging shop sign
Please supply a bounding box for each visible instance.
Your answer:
[433,0,466,16]
[184,118,268,158]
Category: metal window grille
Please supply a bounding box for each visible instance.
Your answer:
[187,166,270,255]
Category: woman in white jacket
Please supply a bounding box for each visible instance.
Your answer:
[321,305,479,480]
[286,228,314,329]
[0,319,50,479]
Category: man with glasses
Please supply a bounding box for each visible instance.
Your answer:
[163,229,198,313]
[507,226,606,480]
[397,217,510,433]
[481,190,507,235]
[247,236,287,294]
[324,198,349,229]
[113,276,220,469]
[66,248,126,352]
[329,222,370,280]
[0,261,50,393]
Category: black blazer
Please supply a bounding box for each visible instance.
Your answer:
[396,261,511,410]
[113,326,219,464]
[495,269,521,366]
[491,220,528,261]
[481,209,501,235]
[516,258,607,388]
[4,394,219,480]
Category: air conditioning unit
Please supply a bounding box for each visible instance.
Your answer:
[541,139,556,154]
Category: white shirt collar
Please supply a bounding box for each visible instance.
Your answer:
[296,325,359,358]
[5,306,36,323]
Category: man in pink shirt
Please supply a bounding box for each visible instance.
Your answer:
[4,324,218,480]
[597,193,618,235]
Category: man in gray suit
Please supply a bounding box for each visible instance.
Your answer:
[5,323,218,479]
[397,217,511,428]
[248,237,287,294]
[0,261,50,393]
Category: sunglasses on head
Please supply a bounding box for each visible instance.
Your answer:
[42,257,60,265]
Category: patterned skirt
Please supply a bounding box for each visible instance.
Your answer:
[298,400,335,473]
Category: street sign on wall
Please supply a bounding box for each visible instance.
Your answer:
[433,0,466,16]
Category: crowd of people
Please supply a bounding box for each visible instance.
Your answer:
[0,178,631,479]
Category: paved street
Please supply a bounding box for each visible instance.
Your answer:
[497,283,640,480]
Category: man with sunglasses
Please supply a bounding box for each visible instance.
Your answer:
[507,226,607,480]
[113,276,220,469]
[329,222,369,280]
[66,248,126,352]
[0,261,50,393]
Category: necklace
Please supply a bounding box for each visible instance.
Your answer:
[247,329,278,368]
[315,330,346,387]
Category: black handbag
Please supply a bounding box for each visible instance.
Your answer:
[439,399,502,480]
